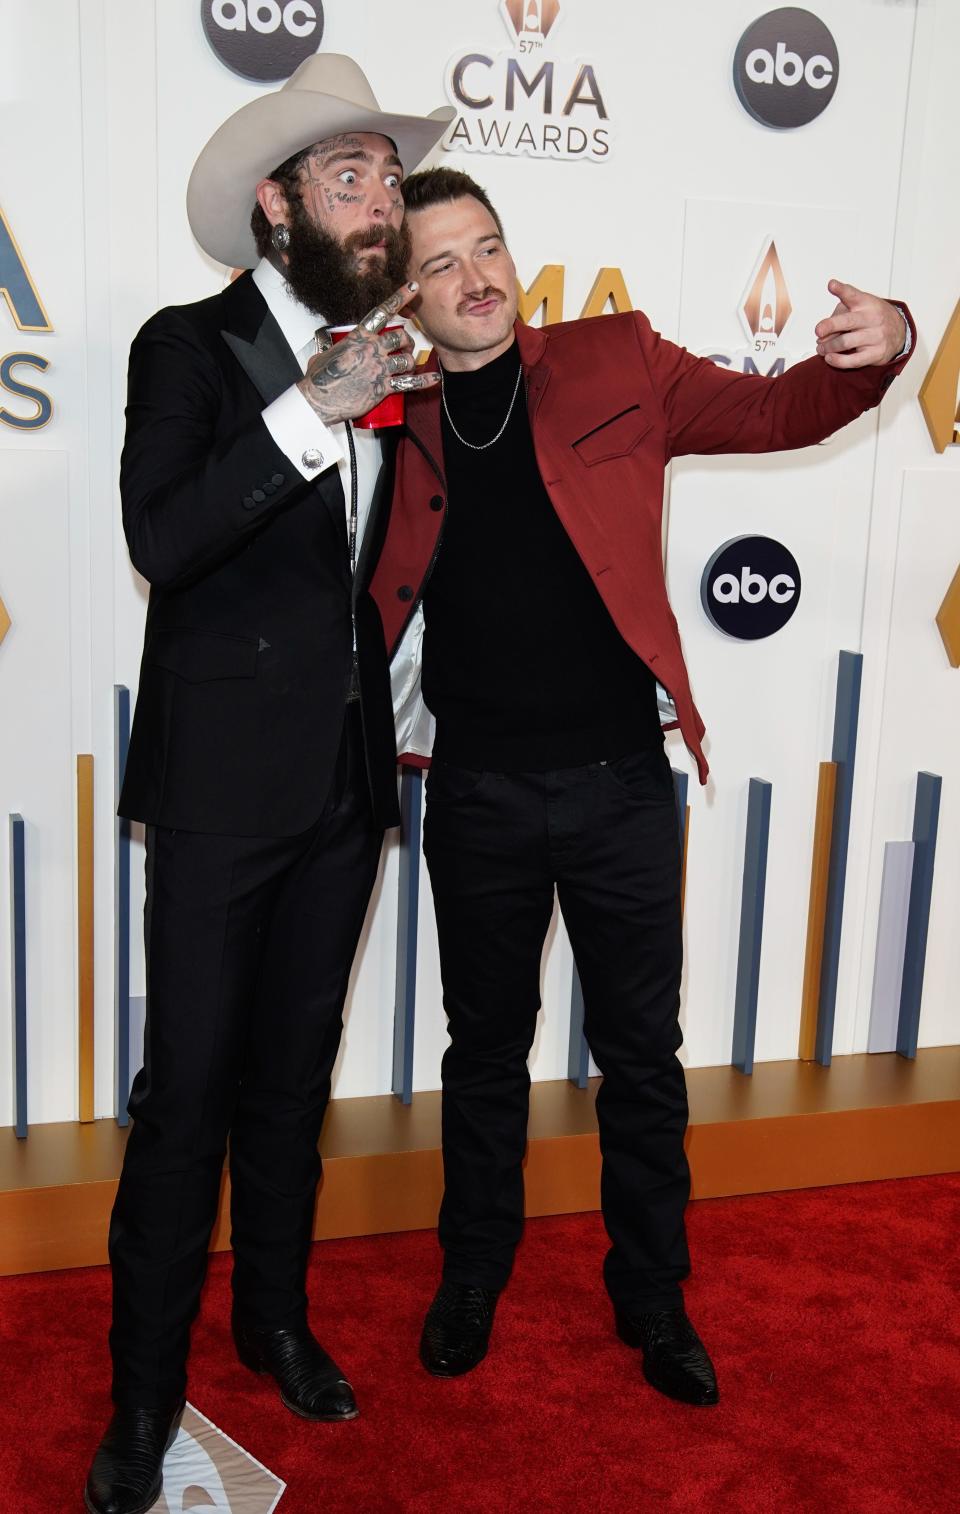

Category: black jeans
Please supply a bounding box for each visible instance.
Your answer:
[108,706,382,1407]
[422,744,689,1314]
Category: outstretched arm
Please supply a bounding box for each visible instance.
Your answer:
[638,283,914,460]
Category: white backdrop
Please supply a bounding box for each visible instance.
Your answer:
[0,0,957,1125]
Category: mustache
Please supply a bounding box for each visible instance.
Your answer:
[457,286,507,313]
[346,225,398,253]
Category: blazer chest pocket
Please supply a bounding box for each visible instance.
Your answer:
[145,627,258,683]
[573,406,652,466]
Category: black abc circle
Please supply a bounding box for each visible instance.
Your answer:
[201,0,324,84]
[733,7,839,130]
[701,536,801,641]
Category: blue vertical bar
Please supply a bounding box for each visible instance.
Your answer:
[815,651,863,1066]
[567,965,589,1089]
[867,841,915,1054]
[114,686,132,1126]
[672,768,689,856]
[897,772,942,1060]
[392,765,422,1104]
[732,779,772,1075]
[9,815,27,1138]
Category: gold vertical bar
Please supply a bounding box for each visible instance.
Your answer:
[681,804,691,921]
[77,754,95,1123]
[798,761,837,1061]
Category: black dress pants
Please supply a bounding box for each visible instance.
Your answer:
[108,707,382,1408]
[422,743,690,1315]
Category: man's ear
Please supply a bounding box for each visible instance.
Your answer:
[255,178,290,229]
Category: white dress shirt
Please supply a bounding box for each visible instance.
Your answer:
[252,257,381,560]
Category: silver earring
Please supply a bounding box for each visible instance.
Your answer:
[271,224,290,252]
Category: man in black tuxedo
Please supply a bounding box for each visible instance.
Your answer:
[85,56,448,1514]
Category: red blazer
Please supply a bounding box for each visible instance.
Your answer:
[370,309,914,782]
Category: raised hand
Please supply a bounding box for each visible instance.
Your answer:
[815,281,907,369]
[297,282,439,424]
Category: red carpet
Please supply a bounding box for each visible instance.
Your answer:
[1,1175,958,1513]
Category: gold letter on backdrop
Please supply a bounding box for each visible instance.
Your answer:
[517,265,565,326]
[918,297,960,454]
[581,268,633,318]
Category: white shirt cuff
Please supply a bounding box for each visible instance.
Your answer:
[262,384,344,479]
[892,305,912,360]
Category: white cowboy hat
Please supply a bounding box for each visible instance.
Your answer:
[187,53,454,269]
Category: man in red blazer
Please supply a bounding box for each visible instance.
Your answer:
[370,168,913,1405]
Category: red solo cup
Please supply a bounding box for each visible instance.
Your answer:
[329,323,406,428]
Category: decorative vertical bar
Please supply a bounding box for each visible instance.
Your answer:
[567,965,589,1089]
[815,651,863,1066]
[392,766,423,1105]
[671,768,688,852]
[77,754,95,1123]
[672,767,691,921]
[897,772,942,1060]
[732,779,772,1075]
[799,761,838,1060]
[9,815,27,1138]
[114,687,131,1126]
[867,841,915,1053]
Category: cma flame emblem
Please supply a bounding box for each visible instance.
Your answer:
[502,0,561,42]
[740,239,793,346]
[155,1430,232,1514]
[153,1410,283,1514]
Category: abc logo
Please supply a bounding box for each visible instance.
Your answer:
[701,536,801,640]
[201,0,324,83]
[733,7,839,130]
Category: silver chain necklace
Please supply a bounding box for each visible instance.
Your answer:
[440,362,524,450]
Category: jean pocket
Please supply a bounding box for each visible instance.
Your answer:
[425,761,487,807]
[601,746,673,802]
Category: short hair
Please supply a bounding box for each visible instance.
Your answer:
[401,167,505,241]
[249,146,310,260]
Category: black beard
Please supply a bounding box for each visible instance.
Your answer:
[282,206,410,325]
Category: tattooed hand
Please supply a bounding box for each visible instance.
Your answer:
[297,282,439,424]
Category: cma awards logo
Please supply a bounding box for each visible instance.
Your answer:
[201,0,323,82]
[444,0,612,162]
[0,203,54,433]
[702,238,813,378]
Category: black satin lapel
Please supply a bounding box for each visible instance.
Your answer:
[221,308,302,406]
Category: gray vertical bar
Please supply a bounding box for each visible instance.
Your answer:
[867,841,915,1053]
[897,772,942,1060]
[567,964,589,1089]
[114,686,132,1126]
[392,765,423,1105]
[9,815,27,1138]
[672,767,689,855]
[732,779,772,1075]
[815,650,863,1066]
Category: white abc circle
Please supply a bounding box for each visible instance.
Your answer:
[711,566,796,604]
[211,0,317,35]
[745,42,834,89]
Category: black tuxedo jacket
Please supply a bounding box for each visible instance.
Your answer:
[118,271,400,836]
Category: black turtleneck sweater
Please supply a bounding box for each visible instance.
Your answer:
[421,340,663,771]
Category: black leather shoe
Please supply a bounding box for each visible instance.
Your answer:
[233,1318,358,1421]
[84,1399,185,1514]
[615,1305,719,1405]
[419,1282,500,1378]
